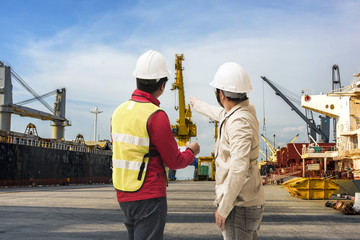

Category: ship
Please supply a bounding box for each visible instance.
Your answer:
[260,66,360,198]
[0,61,112,187]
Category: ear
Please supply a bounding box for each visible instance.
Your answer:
[219,90,226,100]
[160,81,166,91]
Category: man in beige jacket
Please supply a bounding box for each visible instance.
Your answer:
[190,62,264,240]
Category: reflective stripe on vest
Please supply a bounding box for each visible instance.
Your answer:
[111,100,162,192]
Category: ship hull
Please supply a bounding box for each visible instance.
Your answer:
[0,141,112,186]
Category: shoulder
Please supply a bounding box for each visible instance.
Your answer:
[151,108,167,118]
[232,104,257,121]
[227,107,256,130]
[112,100,130,116]
[148,109,169,125]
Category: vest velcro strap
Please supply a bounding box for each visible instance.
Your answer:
[137,162,146,181]
[137,150,159,181]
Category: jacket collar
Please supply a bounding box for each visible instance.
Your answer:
[131,89,161,107]
[218,99,250,141]
[225,99,249,117]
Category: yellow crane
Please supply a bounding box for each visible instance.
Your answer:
[260,133,299,163]
[259,149,271,162]
[168,54,197,181]
[261,134,278,162]
[171,54,197,146]
[289,134,299,144]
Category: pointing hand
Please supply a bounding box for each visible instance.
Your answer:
[189,96,198,108]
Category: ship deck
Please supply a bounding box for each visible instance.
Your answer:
[0,181,359,240]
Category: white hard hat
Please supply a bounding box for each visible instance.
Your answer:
[210,62,252,93]
[133,50,171,81]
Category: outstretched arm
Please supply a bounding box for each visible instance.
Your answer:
[190,97,223,122]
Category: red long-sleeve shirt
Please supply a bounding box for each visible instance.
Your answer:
[113,89,194,202]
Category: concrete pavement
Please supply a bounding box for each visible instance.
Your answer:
[0,181,359,239]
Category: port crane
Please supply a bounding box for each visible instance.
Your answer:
[261,134,278,162]
[331,64,341,141]
[260,133,300,162]
[259,149,271,162]
[0,61,70,140]
[171,54,197,146]
[260,133,299,163]
[289,133,299,143]
[261,76,330,143]
[169,54,197,180]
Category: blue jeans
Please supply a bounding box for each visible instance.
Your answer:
[119,197,167,240]
[222,205,264,240]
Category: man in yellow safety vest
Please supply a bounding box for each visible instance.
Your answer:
[111,50,200,240]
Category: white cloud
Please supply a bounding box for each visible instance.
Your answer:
[5,0,360,157]
[281,126,305,134]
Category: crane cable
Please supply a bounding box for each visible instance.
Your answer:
[174,88,179,110]
[269,79,321,119]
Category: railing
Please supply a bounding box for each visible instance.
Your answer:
[302,145,338,155]
[262,165,302,184]
[0,135,112,155]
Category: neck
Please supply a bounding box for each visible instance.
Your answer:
[224,100,242,112]
[152,89,162,99]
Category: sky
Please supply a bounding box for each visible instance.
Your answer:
[1,0,360,160]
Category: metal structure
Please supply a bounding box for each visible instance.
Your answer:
[171,54,196,146]
[261,134,278,162]
[259,149,271,162]
[167,54,197,181]
[90,106,103,141]
[332,64,342,141]
[289,133,299,143]
[261,133,298,163]
[0,62,113,187]
[301,72,360,179]
[24,123,39,136]
[261,76,329,143]
[0,61,70,140]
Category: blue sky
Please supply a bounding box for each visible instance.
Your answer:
[1,0,360,158]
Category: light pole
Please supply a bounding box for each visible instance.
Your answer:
[91,106,103,141]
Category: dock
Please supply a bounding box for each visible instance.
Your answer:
[1,181,359,240]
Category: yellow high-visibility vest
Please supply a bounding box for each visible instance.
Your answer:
[111,100,162,192]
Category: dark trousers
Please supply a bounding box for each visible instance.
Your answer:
[119,197,167,240]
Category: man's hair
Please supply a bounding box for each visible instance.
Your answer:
[218,89,248,103]
[136,77,168,93]
[226,93,248,102]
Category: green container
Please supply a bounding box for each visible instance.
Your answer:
[314,147,322,153]
[310,146,322,153]
[199,165,209,175]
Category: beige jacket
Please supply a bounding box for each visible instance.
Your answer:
[193,99,264,218]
